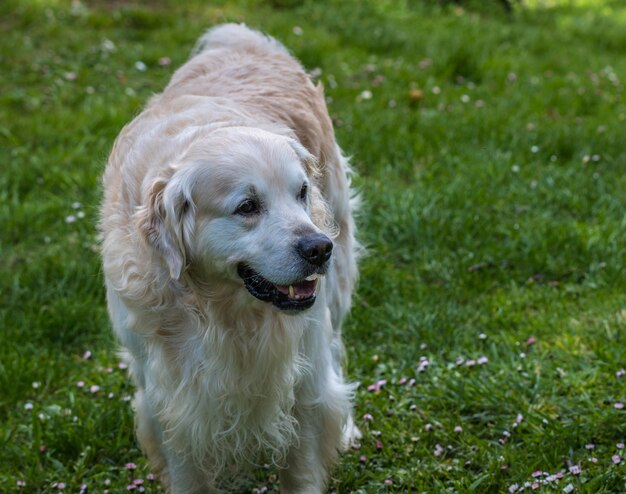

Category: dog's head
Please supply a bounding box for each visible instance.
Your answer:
[136,127,334,312]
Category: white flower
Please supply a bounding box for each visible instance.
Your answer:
[101,39,116,52]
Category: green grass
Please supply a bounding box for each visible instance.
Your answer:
[2,0,626,492]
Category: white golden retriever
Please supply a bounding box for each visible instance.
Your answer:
[100,24,359,493]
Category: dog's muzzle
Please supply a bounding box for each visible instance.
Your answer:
[237,264,322,311]
[237,234,332,311]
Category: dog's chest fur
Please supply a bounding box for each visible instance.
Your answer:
[134,302,314,477]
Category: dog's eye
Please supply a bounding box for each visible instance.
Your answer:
[298,183,308,201]
[235,199,260,216]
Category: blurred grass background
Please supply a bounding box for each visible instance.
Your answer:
[2,0,626,492]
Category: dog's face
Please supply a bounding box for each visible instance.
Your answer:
[138,127,333,312]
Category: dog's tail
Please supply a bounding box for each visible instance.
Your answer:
[191,23,289,58]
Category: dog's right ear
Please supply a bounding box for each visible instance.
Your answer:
[135,166,194,280]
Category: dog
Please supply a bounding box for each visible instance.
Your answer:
[100,24,359,493]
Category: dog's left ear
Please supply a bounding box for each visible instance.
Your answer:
[287,139,319,178]
[287,138,336,234]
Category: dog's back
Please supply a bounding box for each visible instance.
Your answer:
[162,25,335,172]
[192,23,290,56]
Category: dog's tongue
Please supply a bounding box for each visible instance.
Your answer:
[275,279,317,299]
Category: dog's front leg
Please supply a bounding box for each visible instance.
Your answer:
[279,366,351,493]
[163,451,216,494]
[279,404,337,493]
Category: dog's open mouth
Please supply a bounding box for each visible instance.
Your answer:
[237,264,319,311]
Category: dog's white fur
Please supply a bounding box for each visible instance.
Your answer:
[100,24,359,493]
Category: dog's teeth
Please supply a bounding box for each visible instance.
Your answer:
[305,274,319,281]
[288,285,295,298]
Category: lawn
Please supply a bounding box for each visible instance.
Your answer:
[2,0,626,492]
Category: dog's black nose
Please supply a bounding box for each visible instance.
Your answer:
[297,234,333,267]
